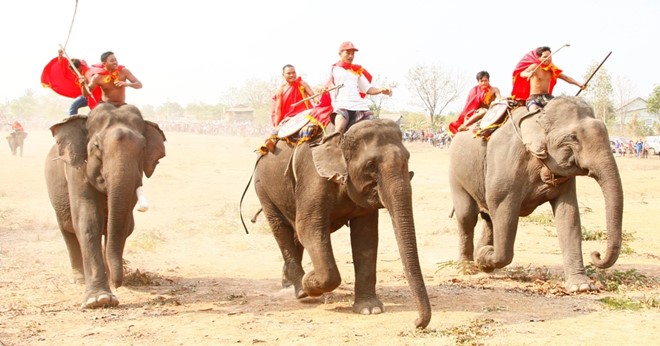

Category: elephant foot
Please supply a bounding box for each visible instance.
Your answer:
[82,292,119,309]
[302,271,340,298]
[566,274,597,293]
[282,263,307,299]
[282,275,307,299]
[475,245,496,273]
[352,295,384,315]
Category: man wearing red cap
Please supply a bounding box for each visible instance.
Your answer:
[326,41,392,134]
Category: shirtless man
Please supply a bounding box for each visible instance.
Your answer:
[519,46,584,111]
[84,51,142,107]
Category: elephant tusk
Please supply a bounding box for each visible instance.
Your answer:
[136,186,149,212]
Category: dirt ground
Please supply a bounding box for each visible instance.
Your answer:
[1,127,658,345]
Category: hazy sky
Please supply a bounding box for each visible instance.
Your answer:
[1,0,658,113]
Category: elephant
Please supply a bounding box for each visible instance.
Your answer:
[253,119,432,328]
[449,96,623,292]
[6,131,27,156]
[44,103,166,308]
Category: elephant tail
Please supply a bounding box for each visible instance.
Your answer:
[250,208,262,223]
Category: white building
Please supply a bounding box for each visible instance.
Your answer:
[615,97,659,127]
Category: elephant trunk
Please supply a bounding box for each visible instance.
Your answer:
[105,177,137,288]
[589,154,624,268]
[381,179,432,329]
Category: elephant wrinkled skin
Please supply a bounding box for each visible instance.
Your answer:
[44,103,166,308]
[449,96,623,293]
[253,119,431,328]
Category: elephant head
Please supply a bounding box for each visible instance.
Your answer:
[50,103,166,287]
[311,119,431,328]
[519,96,623,268]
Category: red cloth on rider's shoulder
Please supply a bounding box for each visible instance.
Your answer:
[448,85,490,134]
[333,61,372,98]
[309,92,333,126]
[271,77,313,126]
[511,49,563,100]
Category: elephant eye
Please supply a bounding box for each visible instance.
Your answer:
[366,160,377,173]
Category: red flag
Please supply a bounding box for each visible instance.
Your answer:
[41,56,102,109]
[511,50,563,100]
[41,56,83,98]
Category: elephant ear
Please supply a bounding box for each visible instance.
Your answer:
[518,109,548,159]
[49,115,88,169]
[310,132,348,184]
[143,120,167,178]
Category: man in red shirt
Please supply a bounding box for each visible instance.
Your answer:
[449,71,501,134]
[271,64,316,126]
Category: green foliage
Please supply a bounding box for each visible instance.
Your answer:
[598,296,660,311]
[521,212,554,227]
[647,85,660,114]
[439,318,497,345]
[581,64,615,123]
[436,260,480,275]
[130,230,165,251]
[585,265,658,292]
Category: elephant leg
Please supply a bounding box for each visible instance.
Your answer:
[72,196,118,309]
[297,217,341,297]
[60,229,85,284]
[349,212,383,315]
[550,185,595,292]
[263,204,306,298]
[476,199,518,272]
[475,212,494,257]
[453,189,480,262]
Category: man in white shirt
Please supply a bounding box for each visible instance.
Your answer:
[327,41,392,134]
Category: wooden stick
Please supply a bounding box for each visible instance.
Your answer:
[576,51,612,96]
[58,44,96,102]
[291,83,344,107]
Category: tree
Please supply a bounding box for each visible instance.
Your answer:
[367,75,397,117]
[613,76,638,134]
[156,101,184,119]
[7,89,39,119]
[222,77,277,122]
[581,64,614,124]
[647,85,660,114]
[406,64,464,125]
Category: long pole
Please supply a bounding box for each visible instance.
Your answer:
[291,84,344,107]
[576,51,612,96]
[58,44,96,102]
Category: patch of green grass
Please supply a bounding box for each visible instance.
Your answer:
[398,319,498,345]
[597,296,659,311]
[436,260,480,275]
[439,318,498,345]
[130,230,165,251]
[581,226,607,241]
[586,265,658,292]
[521,212,554,227]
